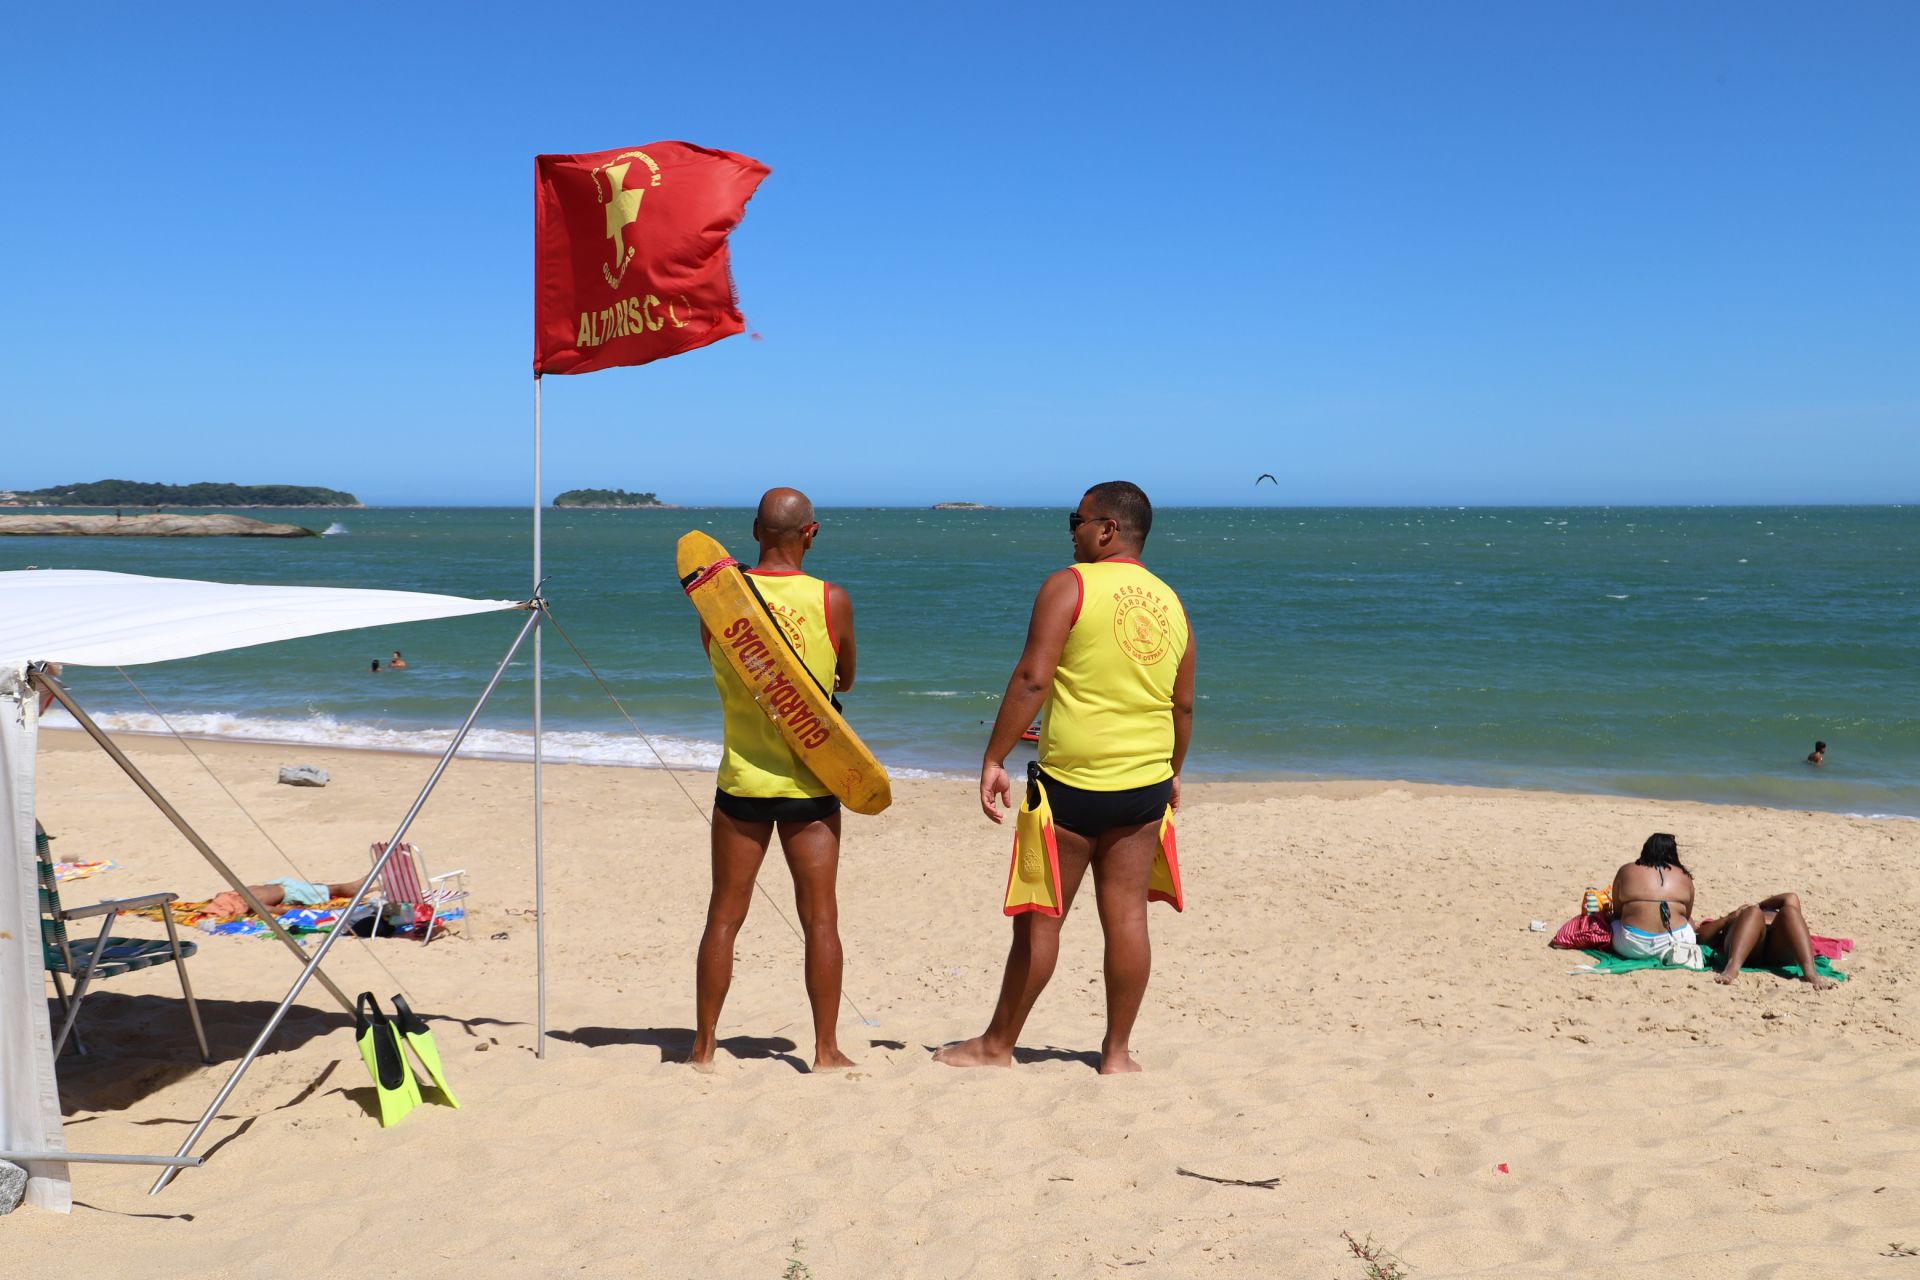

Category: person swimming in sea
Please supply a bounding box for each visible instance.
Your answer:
[1611,833,1836,989]
[390,650,408,670]
[1806,740,1825,765]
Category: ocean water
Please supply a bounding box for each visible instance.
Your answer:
[7,505,1917,817]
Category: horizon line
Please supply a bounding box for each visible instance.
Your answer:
[324,499,1918,511]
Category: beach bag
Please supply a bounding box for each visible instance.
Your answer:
[1551,912,1612,950]
[1553,884,1614,949]
[1003,766,1063,917]
[1663,939,1707,971]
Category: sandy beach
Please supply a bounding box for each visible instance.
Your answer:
[9,728,1917,1276]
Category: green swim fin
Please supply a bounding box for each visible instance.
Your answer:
[392,995,459,1108]
[355,992,420,1127]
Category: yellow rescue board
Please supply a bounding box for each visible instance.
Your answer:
[676,529,892,815]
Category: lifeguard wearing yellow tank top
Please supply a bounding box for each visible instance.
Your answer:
[709,571,839,798]
[1039,558,1190,790]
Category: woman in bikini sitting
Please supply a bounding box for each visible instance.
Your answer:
[1611,833,1836,989]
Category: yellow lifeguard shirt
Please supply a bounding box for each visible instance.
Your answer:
[709,570,839,798]
[1039,558,1189,790]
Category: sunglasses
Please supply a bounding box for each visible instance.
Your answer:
[1067,512,1114,531]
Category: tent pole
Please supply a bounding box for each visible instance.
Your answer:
[533,374,547,1060]
[27,669,355,1015]
[150,607,541,1195]
[1,1149,201,1168]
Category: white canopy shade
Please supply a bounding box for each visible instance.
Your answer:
[0,570,524,667]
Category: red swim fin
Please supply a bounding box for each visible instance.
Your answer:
[1004,766,1063,917]
[1149,806,1184,912]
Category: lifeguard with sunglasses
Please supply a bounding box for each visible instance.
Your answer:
[936,480,1196,1075]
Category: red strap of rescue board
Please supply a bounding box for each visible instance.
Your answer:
[680,556,741,594]
[679,553,843,711]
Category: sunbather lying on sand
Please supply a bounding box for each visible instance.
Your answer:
[1612,833,1836,989]
[208,875,371,918]
[1695,893,1837,989]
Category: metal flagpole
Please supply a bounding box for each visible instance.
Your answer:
[27,669,356,1015]
[533,374,547,1060]
[150,608,541,1195]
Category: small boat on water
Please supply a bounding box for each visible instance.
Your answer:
[1019,719,1041,743]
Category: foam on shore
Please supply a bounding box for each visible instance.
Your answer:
[38,708,952,777]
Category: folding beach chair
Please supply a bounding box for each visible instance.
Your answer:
[368,840,468,945]
[35,825,211,1061]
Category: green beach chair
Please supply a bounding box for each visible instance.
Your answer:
[35,825,212,1062]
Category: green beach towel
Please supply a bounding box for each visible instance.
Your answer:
[1575,945,1847,982]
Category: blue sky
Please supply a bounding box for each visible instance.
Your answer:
[3,2,1915,506]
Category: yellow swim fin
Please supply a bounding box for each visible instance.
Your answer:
[1149,806,1184,912]
[1004,763,1063,917]
[354,992,420,1127]
[392,995,460,1108]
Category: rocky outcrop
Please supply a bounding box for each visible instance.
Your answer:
[0,513,317,537]
[0,1158,25,1213]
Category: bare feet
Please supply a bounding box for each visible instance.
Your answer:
[687,1037,718,1073]
[812,1047,857,1072]
[932,1036,1013,1068]
[1713,968,1742,985]
[1805,974,1838,991]
[1098,1048,1143,1075]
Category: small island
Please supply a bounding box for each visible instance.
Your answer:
[2,479,361,508]
[553,488,677,509]
[931,501,993,510]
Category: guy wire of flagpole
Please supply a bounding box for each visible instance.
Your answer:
[534,373,547,1060]
[151,607,542,1196]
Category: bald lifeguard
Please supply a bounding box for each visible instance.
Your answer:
[690,487,859,1072]
[754,486,816,539]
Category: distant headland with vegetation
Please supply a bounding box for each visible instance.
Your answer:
[1,479,361,508]
[552,488,676,509]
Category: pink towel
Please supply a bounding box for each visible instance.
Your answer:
[1695,917,1853,960]
[1551,911,1854,959]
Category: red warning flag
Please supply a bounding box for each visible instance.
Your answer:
[534,142,769,376]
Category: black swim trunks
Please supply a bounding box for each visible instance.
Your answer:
[713,788,841,824]
[1037,770,1172,838]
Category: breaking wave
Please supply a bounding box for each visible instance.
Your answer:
[42,708,723,769]
[38,708,948,778]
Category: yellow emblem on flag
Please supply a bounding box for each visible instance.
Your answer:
[592,149,662,288]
